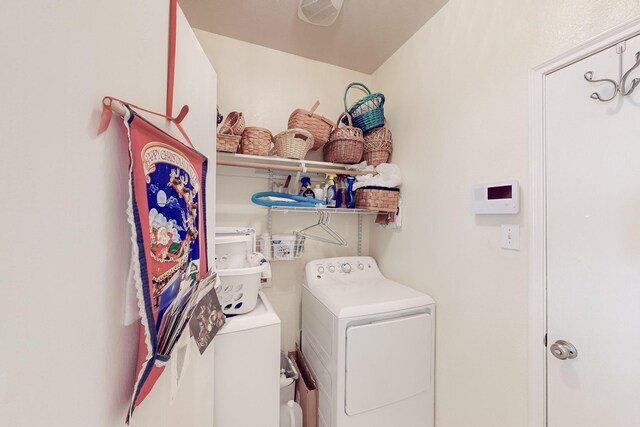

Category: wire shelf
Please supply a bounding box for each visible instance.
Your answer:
[269,206,377,214]
[257,234,306,261]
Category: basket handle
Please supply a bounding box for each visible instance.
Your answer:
[308,100,320,116]
[336,112,353,128]
[293,128,312,142]
[296,129,314,150]
[343,82,372,111]
[220,111,243,135]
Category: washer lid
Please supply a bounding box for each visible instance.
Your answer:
[304,276,434,318]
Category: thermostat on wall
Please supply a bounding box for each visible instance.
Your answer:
[472,180,519,214]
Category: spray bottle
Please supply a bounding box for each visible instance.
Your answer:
[346,176,356,208]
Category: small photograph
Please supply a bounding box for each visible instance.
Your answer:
[190,285,226,355]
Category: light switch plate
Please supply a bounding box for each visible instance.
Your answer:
[501,224,520,250]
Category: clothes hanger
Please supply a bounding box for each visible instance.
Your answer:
[297,210,347,246]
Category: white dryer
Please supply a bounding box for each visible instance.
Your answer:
[301,256,435,427]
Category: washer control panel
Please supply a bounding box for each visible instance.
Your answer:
[307,256,381,282]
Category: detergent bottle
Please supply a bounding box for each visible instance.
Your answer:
[299,177,315,198]
[326,174,337,208]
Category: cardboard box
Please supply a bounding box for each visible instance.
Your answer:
[289,349,318,427]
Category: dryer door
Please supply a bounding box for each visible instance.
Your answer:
[345,311,432,416]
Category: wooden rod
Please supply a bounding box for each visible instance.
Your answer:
[216,158,374,176]
[103,97,128,117]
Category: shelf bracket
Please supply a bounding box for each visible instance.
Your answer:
[267,169,273,234]
[357,213,363,256]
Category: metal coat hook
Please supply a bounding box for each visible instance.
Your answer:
[584,71,618,102]
[585,42,640,102]
[620,51,640,96]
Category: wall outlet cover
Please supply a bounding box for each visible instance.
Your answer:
[501,224,520,251]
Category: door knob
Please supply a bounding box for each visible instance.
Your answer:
[550,340,578,360]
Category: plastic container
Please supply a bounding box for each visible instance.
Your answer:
[216,263,269,315]
[279,400,303,427]
[257,233,272,260]
[281,351,299,404]
[215,227,256,247]
[215,234,254,269]
[272,234,297,260]
[336,175,348,208]
[313,184,324,200]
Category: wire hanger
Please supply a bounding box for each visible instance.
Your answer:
[297,210,347,246]
[584,41,640,102]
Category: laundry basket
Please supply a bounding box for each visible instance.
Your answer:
[216,263,268,315]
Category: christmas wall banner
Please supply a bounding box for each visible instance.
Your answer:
[121,108,209,421]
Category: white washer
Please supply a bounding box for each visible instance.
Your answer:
[302,256,435,427]
[214,291,281,427]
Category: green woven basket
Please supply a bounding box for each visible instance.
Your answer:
[343,82,385,133]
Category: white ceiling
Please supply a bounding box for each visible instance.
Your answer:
[179,0,449,74]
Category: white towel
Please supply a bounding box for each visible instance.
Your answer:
[353,163,402,191]
[247,252,272,279]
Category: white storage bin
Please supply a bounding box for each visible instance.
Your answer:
[216,263,269,315]
[215,227,256,247]
[215,234,253,269]
[272,234,297,261]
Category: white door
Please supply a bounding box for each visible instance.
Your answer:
[545,36,640,426]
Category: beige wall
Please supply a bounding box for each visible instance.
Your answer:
[194,31,374,351]
[371,1,640,426]
[1,3,217,426]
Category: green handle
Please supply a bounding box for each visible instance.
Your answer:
[343,82,372,111]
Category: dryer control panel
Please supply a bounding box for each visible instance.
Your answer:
[306,256,382,284]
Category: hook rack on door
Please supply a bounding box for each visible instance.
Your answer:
[584,42,640,102]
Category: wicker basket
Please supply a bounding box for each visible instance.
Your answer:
[288,101,334,151]
[344,82,385,133]
[219,111,245,135]
[274,128,314,159]
[240,127,273,156]
[324,113,364,164]
[216,133,241,153]
[355,186,399,213]
[363,126,393,166]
